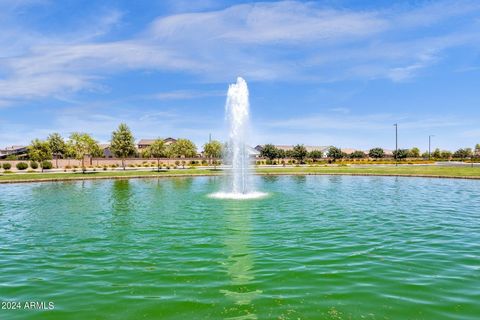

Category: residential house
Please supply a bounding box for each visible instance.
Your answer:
[137,137,177,149]
[0,145,28,159]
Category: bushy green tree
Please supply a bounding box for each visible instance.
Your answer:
[408,147,420,158]
[28,139,52,172]
[148,138,167,171]
[292,144,307,163]
[203,140,222,169]
[432,148,441,159]
[440,150,452,160]
[47,133,66,168]
[276,149,286,159]
[369,148,384,159]
[110,123,136,170]
[309,150,324,160]
[260,144,279,160]
[170,139,197,158]
[453,148,473,159]
[475,144,480,157]
[393,149,409,160]
[349,150,366,159]
[327,146,343,161]
[68,133,100,173]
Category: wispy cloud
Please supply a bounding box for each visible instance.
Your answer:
[151,90,224,100]
[1,0,480,103]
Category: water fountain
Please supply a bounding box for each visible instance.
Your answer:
[210,77,266,199]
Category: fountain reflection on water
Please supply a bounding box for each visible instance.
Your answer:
[210,77,267,200]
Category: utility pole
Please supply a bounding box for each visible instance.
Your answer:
[394,123,398,166]
[428,135,434,160]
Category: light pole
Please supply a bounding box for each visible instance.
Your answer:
[394,123,398,166]
[428,135,434,160]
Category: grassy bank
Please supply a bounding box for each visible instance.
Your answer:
[1,165,480,183]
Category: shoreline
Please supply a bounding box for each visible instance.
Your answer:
[1,170,480,184]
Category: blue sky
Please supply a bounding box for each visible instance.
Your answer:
[1,0,479,151]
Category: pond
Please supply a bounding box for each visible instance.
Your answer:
[0,176,479,319]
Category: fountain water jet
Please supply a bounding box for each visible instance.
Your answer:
[210,77,267,200]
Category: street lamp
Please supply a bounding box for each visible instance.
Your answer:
[394,123,398,166]
[428,135,434,160]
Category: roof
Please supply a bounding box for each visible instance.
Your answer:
[274,145,331,152]
[138,138,177,146]
[1,145,27,151]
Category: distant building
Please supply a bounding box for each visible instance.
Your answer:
[137,137,177,149]
[98,144,113,158]
[0,145,28,159]
[247,146,260,157]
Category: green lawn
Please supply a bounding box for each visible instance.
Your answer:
[1,165,480,183]
[257,165,480,177]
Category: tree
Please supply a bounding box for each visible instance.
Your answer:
[393,149,408,160]
[453,148,473,159]
[285,149,294,159]
[440,150,452,160]
[327,146,343,161]
[110,123,136,170]
[292,144,307,163]
[28,139,52,172]
[260,144,279,161]
[369,148,385,159]
[203,140,222,169]
[68,133,100,173]
[349,150,366,159]
[148,139,167,171]
[408,147,420,158]
[276,149,286,159]
[47,133,66,168]
[309,150,324,160]
[432,148,441,159]
[475,144,480,157]
[170,139,197,158]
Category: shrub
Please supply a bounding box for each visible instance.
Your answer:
[3,170,12,174]
[65,165,72,169]
[16,162,28,170]
[2,163,12,170]
[175,160,180,166]
[41,161,53,169]
[30,161,39,169]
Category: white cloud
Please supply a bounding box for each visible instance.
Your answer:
[0,0,480,103]
[151,90,224,100]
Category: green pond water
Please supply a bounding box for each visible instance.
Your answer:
[0,176,479,319]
